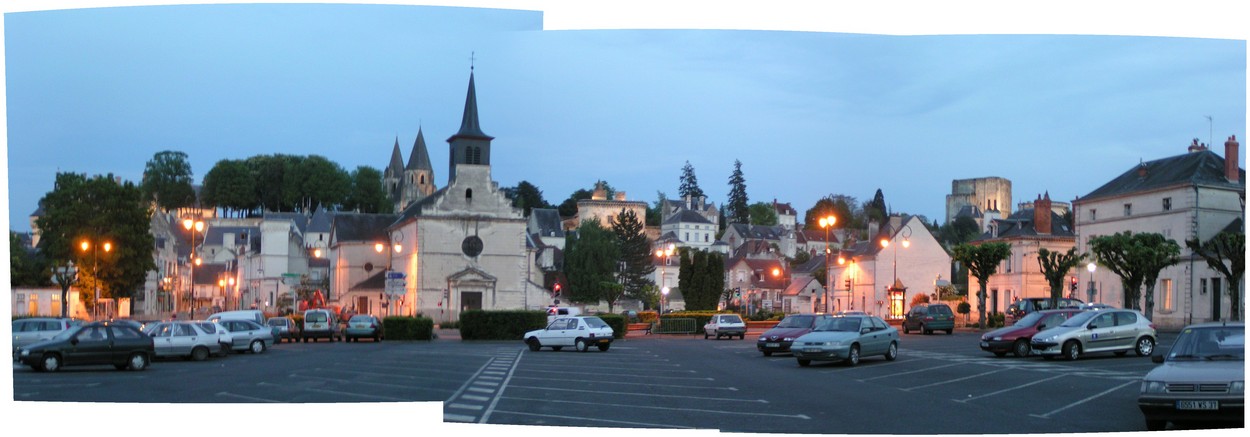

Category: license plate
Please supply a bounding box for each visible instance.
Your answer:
[765,343,780,348]
[980,341,989,347]
[803,348,823,353]
[1177,400,1219,410]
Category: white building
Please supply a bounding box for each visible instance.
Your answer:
[830,215,951,319]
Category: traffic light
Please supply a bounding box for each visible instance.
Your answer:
[552,283,562,298]
[844,278,851,289]
[1070,276,1078,291]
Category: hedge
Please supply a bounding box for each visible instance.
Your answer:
[382,316,434,340]
[460,310,548,340]
[595,313,626,339]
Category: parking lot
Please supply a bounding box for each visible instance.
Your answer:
[12,329,1192,434]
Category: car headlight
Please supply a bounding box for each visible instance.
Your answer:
[20,349,30,357]
[758,336,767,342]
[1231,381,1244,395]
[1140,381,1166,394]
[1033,336,1053,343]
[783,337,795,342]
[991,336,1002,341]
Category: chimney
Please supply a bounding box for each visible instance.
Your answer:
[1137,160,1148,178]
[1034,192,1052,235]
[614,192,626,201]
[1225,135,1240,183]
[1189,138,1208,153]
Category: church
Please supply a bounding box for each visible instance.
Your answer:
[380,70,547,322]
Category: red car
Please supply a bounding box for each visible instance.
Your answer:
[980,309,1082,357]
[757,314,832,356]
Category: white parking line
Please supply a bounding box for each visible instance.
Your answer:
[954,374,1067,403]
[490,410,697,429]
[506,384,768,403]
[519,368,714,381]
[443,358,496,403]
[258,382,410,401]
[504,395,806,419]
[857,362,964,381]
[291,373,455,393]
[521,362,691,372]
[511,375,737,391]
[1028,380,1138,419]
[902,368,1006,391]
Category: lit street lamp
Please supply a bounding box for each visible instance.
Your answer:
[376,236,404,316]
[1086,262,1097,303]
[818,215,836,313]
[80,239,113,321]
[880,223,911,319]
[655,244,675,314]
[183,218,205,315]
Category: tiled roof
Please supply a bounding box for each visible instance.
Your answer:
[333,213,399,243]
[1081,149,1244,201]
[264,212,309,234]
[974,208,1075,241]
[350,271,386,292]
[663,209,714,225]
[308,208,333,233]
[783,276,817,296]
[530,208,565,239]
[406,127,433,171]
[203,226,256,247]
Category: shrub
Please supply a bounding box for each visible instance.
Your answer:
[460,310,548,340]
[637,311,659,324]
[986,312,1006,328]
[746,309,784,321]
[382,316,434,340]
[596,313,627,339]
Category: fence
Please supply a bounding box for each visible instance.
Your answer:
[655,318,698,334]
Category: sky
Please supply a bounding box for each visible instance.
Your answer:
[2,1,1248,436]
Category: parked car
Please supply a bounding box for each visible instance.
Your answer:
[207,309,266,326]
[703,313,747,340]
[12,318,81,352]
[791,315,899,367]
[524,316,614,352]
[146,321,229,361]
[191,321,235,357]
[302,308,340,342]
[15,321,153,372]
[902,303,956,335]
[1007,297,1084,323]
[756,314,831,355]
[344,314,384,342]
[217,319,275,353]
[266,316,299,343]
[1138,322,1244,431]
[980,309,1083,357]
[1030,308,1156,360]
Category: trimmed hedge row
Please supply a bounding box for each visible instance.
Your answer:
[596,313,626,339]
[382,316,435,340]
[460,310,548,340]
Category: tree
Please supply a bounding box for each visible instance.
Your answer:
[647,191,668,227]
[34,172,157,317]
[1089,231,1178,314]
[343,166,391,213]
[725,160,750,224]
[863,189,888,224]
[940,216,981,247]
[140,150,196,212]
[290,155,351,211]
[1037,247,1086,310]
[557,181,612,218]
[9,232,52,287]
[1135,233,1181,321]
[201,159,256,217]
[952,242,1011,329]
[678,161,705,199]
[1187,230,1245,321]
[563,220,620,306]
[611,209,655,306]
[701,251,726,310]
[247,154,295,214]
[748,202,779,226]
[803,196,839,230]
[510,180,553,217]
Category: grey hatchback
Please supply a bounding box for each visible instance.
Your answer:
[1030,308,1157,360]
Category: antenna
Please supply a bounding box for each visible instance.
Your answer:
[470,51,475,71]
[1205,115,1213,147]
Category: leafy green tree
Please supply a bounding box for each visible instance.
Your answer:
[510,180,553,217]
[701,251,726,310]
[1037,247,1086,310]
[1089,232,1146,311]
[940,216,982,247]
[863,189,888,225]
[343,166,392,213]
[1187,230,1245,321]
[247,154,295,213]
[952,242,1011,329]
[140,150,196,212]
[611,209,655,305]
[290,155,350,211]
[600,282,626,313]
[678,161,705,199]
[35,173,157,317]
[563,220,620,306]
[201,159,256,216]
[803,196,839,230]
[725,160,750,224]
[748,202,778,226]
[9,232,52,287]
[1134,233,1181,320]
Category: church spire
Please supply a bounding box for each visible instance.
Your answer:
[406,127,432,171]
[448,71,493,142]
[386,136,404,177]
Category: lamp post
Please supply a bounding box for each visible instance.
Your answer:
[818,215,836,313]
[376,239,403,317]
[1086,262,1097,303]
[654,243,675,314]
[183,218,205,315]
[80,239,113,321]
[879,224,911,319]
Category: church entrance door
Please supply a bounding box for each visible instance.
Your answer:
[461,292,483,312]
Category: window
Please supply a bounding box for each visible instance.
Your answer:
[465,188,473,201]
[1161,279,1174,312]
[1090,209,1097,221]
[1201,278,1208,295]
[1124,204,1132,216]
[1162,197,1172,211]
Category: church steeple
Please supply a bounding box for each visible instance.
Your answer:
[448,71,493,142]
[406,127,432,171]
[447,69,494,182]
[383,136,405,201]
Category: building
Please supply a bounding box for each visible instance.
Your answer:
[384,128,437,213]
[725,257,789,314]
[575,182,648,234]
[328,213,400,317]
[829,215,951,319]
[1073,136,1245,328]
[946,176,1012,225]
[970,192,1079,315]
[773,200,798,231]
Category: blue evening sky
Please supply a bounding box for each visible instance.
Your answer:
[3,3,1246,235]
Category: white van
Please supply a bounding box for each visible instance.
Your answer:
[546,306,582,323]
[207,310,265,326]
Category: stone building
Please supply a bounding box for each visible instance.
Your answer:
[946,176,1012,225]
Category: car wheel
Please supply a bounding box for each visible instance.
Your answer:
[740,333,746,340]
[191,346,209,362]
[797,359,811,367]
[922,324,931,335]
[250,340,265,354]
[885,342,898,361]
[846,344,861,366]
[1062,340,1081,361]
[597,343,610,352]
[1012,339,1031,358]
[946,329,953,335]
[575,339,589,352]
[126,353,148,371]
[552,346,563,351]
[1145,419,1166,431]
[526,338,541,351]
[902,324,910,334]
[1135,337,1155,356]
[704,332,710,339]
[41,354,61,372]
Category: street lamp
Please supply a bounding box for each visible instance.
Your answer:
[655,244,675,314]
[376,237,404,316]
[183,218,205,315]
[80,239,113,321]
[819,215,836,313]
[880,224,911,319]
[1086,262,1097,303]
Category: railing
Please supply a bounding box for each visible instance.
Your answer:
[654,318,698,334]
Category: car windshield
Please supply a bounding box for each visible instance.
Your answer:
[583,317,609,328]
[307,312,327,322]
[1167,326,1245,361]
[50,325,85,341]
[350,315,371,322]
[929,305,953,315]
[776,315,815,328]
[814,317,862,332]
[1014,311,1046,327]
[1059,310,1100,327]
[267,319,286,326]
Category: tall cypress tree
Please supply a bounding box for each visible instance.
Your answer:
[563,220,620,305]
[611,209,655,304]
[726,159,750,224]
[679,161,705,199]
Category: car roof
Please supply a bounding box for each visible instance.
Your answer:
[1183,321,1246,329]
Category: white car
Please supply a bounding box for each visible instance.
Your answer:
[703,314,747,339]
[524,316,614,352]
[145,321,229,361]
[217,319,275,354]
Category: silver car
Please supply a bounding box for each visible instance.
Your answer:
[146,321,229,361]
[791,315,899,366]
[217,319,274,354]
[1138,322,1244,430]
[12,318,81,352]
[1030,308,1157,360]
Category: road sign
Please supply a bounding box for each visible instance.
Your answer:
[386,272,406,279]
[385,278,406,296]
